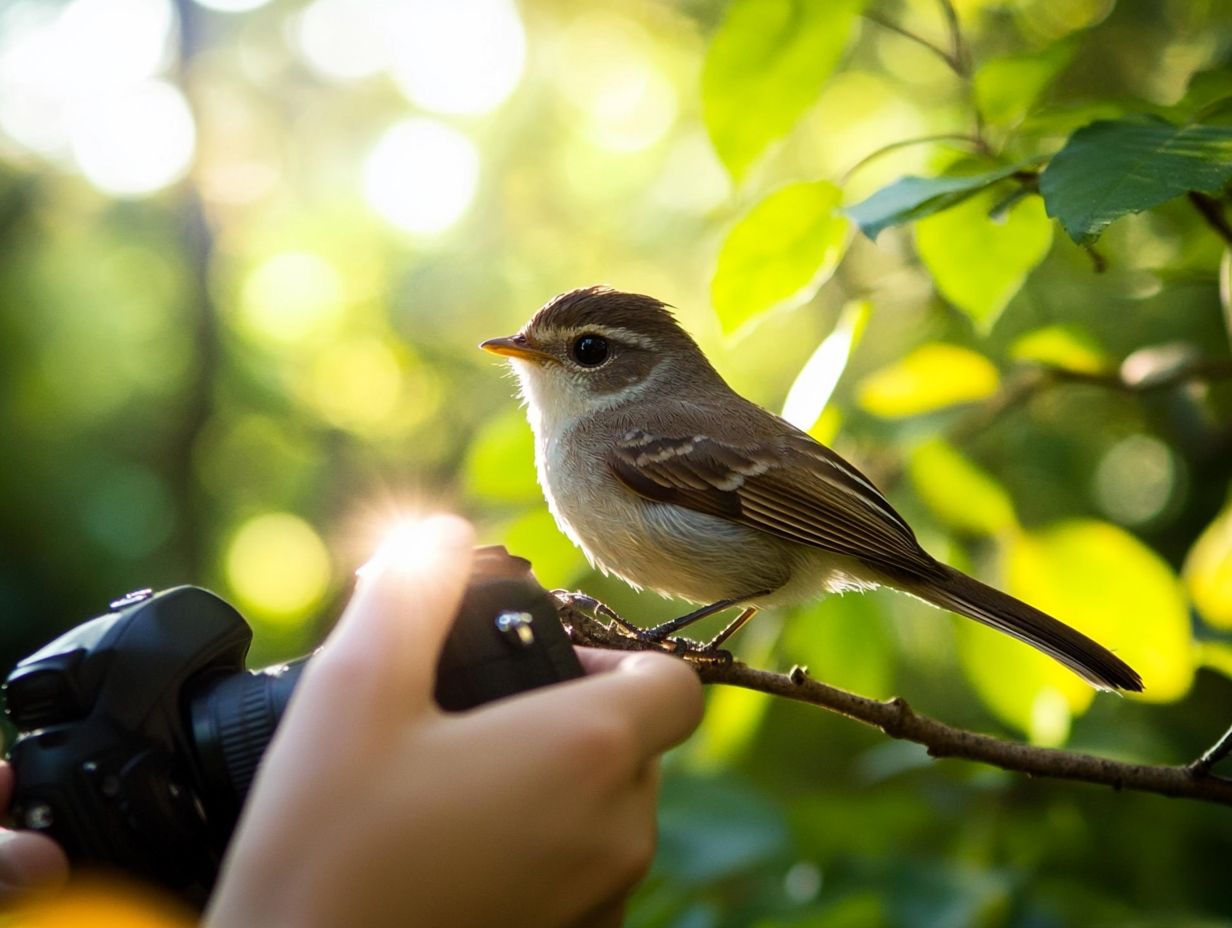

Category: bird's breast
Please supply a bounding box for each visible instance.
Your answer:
[534,423,796,602]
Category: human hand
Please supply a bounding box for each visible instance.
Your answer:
[205,515,704,928]
[0,759,69,901]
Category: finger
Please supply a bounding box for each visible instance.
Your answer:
[576,646,644,675]
[511,650,703,760]
[0,830,69,895]
[302,515,475,716]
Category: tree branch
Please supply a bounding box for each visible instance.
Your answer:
[557,599,1232,806]
[945,355,1232,451]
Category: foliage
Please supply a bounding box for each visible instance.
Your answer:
[1,0,1231,926]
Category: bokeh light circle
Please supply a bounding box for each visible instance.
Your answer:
[225,512,331,621]
[362,118,479,235]
[190,0,271,12]
[71,80,196,196]
[386,0,525,115]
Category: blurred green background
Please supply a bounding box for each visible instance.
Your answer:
[1,0,1232,924]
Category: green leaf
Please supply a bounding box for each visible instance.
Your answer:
[1039,116,1232,244]
[711,181,850,334]
[1183,500,1232,630]
[914,190,1053,330]
[908,438,1018,537]
[1167,68,1232,124]
[974,39,1077,129]
[702,0,865,180]
[844,163,1032,241]
[857,343,1000,418]
[780,299,870,431]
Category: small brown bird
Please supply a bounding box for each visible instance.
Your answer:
[481,286,1143,692]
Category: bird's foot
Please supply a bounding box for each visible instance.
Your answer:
[552,591,732,660]
[552,591,662,646]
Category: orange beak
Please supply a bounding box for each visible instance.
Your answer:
[479,335,555,364]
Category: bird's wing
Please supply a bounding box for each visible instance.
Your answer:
[608,427,943,581]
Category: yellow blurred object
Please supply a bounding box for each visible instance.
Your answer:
[908,438,1018,537]
[858,343,1000,418]
[1184,501,1232,629]
[8,878,193,928]
[1007,521,1194,703]
[1010,324,1109,374]
[225,512,332,624]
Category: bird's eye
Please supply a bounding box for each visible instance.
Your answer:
[570,334,609,367]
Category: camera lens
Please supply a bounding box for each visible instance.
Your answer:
[189,659,308,816]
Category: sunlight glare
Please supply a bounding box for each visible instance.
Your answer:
[362,118,479,235]
[358,517,439,579]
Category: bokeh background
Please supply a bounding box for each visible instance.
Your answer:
[1,0,1231,924]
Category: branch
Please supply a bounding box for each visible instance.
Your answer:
[945,355,1232,451]
[1189,191,1232,248]
[863,4,992,156]
[557,600,1232,806]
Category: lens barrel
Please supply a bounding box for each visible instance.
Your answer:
[190,659,308,818]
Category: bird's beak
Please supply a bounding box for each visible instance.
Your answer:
[479,335,555,365]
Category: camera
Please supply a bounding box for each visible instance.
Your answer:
[3,546,582,905]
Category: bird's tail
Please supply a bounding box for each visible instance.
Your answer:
[907,564,1143,692]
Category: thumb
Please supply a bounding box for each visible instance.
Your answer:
[298,515,475,722]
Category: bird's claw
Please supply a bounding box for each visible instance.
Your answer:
[552,590,644,639]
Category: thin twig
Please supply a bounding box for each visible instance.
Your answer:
[558,603,1232,807]
[1189,722,1232,777]
[1083,242,1109,273]
[840,133,986,185]
[1189,191,1232,248]
[935,0,991,155]
[861,9,960,71]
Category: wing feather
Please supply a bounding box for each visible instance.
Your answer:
[608,428,942,581]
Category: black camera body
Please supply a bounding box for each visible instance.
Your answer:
[3,547,582,903]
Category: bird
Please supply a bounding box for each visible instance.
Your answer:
[480,285,1143,692]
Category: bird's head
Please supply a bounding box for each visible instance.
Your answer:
[481,286,722,425]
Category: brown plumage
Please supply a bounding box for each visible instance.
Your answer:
[482,286,1143,692]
